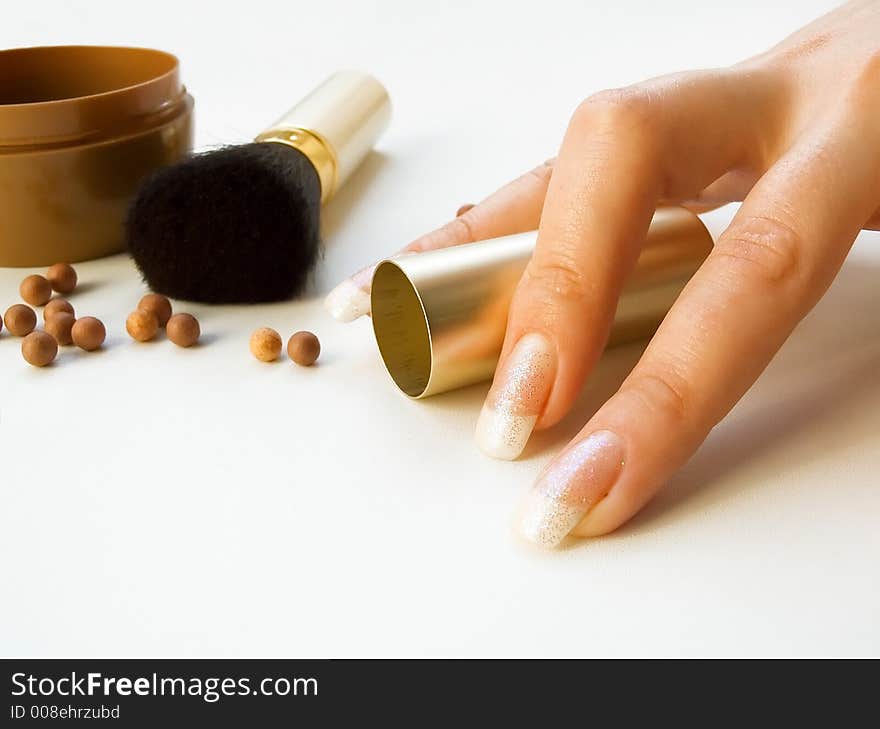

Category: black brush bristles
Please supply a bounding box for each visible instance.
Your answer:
[125,142,322,303]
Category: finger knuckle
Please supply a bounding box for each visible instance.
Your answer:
[624,369,692,426]
[525,252,589,303]
[572,87,659,135]
[438,214,479,246]
[526,159,555,186]
[711,214,803,291]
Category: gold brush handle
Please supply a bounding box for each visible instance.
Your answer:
[255,71,391,203]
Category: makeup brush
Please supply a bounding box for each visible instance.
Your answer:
[125,71,391,303]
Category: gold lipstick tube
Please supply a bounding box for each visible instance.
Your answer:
[371,207,713,399]
[255,71,391,203]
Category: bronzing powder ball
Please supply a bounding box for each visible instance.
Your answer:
[45,312,75,345]
[126,309,159,342]
[71,317,106,351]
[46,263,78,294]
[4,304,37,336]
[250,327,282,362]
[166,313,200,347]
[138,293,173,327]
[21,331,58,367]
[287,331,320,366]
[43,298,75,322]
[20,275,53,307]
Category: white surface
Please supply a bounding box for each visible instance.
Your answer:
[2,0,878,657]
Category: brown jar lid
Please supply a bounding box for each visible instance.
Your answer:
[0,46,194,266]
[0,46,186,147]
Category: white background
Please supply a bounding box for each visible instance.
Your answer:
[2,0,878,656]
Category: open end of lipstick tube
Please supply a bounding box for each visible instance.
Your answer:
[371,260,433,398]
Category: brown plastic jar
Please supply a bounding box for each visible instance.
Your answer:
[0,46,193,266]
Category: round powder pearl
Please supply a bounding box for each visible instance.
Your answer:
[250,327,282,362]
[166,313,200,347]
[45,312,75,345]
[4,304,37,336]
[46,263,78,294]
[44,298,75,322]
[20,274,53,307]
[126,309,158,342]
[138,293,172,327]
[71,317,106,351]
[22,331,58,367]
[287,331,320,366]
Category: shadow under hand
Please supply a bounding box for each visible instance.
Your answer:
[619,255,880,535]
[522,342,648,461]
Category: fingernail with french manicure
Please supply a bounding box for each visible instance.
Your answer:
[324,267,374,322]
[475,332,556,460]
[519,430,625,549]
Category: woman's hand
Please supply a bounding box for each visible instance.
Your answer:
[325,0,880,547]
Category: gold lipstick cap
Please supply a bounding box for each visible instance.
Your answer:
[371,207,713,399]
[255,71,391,203]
